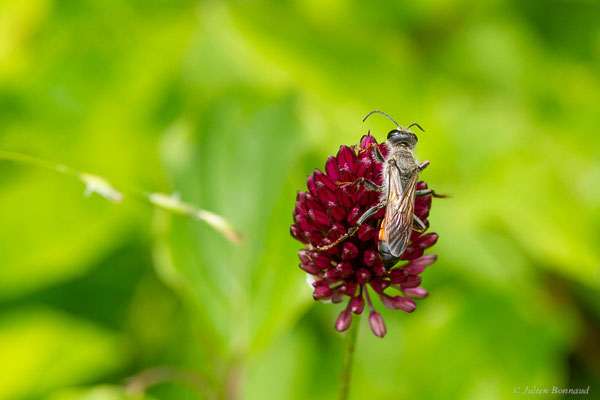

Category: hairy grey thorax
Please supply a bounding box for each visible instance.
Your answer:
[379,147,418,201]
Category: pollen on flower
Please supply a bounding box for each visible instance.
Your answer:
[291,134,439,338]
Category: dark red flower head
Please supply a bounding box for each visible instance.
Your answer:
[291,134,439,337]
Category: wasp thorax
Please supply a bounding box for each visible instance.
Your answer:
[387,129,418,149]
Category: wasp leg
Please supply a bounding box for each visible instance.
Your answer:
[412,214,427,232]
[336,177,382,192]
[315,201,386,251]
[416,189,448,198]
[417,160,430,171]
[357,200,386,224]
[358,141,384,163]
[371,144,384,163]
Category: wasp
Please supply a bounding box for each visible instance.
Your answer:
[316,110,445,269]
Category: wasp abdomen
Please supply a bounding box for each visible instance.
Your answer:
[378,241,402,270]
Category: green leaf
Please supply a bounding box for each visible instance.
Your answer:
[44,385,157,400]
[0,307,128,399]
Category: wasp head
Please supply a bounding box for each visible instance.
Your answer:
[387,128,418,149]
[362,111,424,150]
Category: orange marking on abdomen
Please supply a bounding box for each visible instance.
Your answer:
[379,221,386,241]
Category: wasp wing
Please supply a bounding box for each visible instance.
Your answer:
[379,167,418,257]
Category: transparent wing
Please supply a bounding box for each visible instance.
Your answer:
[380,167,418,257]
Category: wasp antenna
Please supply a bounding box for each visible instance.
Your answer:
[407,123,425,132]
[362,110,400,128]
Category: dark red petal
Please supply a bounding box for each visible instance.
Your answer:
[336,308,352,332]
[401,245,424,260]
[307,174,318,197]
[369,311,386,338]
[295,192,308,215]
[336,186,355,208]
[305,231,325,246]
[371,264,386,276]
[313,284,333,300]
[298,249,311,263]
[357,224,376,241]
[363,249,379,267]
[410,230,423,243]
[360,158,374,179]
[293,206,306,220]
[292,208,307,222]
[324,269,342,282]
[350,295,365,314]
[314,169,337,191]
[356,268,371,284]
[327,201,346,222]
[313,254,332,269]
[341,242,359,260]
[355,160,368,178]
[336,261,354,278]
[359,134,378,150]
[336,146,356,171]
[364,249,385,275]
[372,163,383,184]
[381,294,416,312]
[359,190,378,207]
[327,223,346,241]
[401,275,422,289]
[369,277,389,293]
[296,190,307,204]
[415,191,431,202]
[331,290,345,303]
[414,208,430,221]
[379,142,389,157]
[355,185,367,205]
[305,193,326,213]
[402,234,438,259]
[325,156,340,181]
[300,262,321,275]
[403,286,429,299]
[414,205,429,220]
[414,200,431,213]
[347,207,361,226]
[389,268,408,284]
[403,254,437,274]
[416,233,439,248]
[415,194,431,209]
[340,281,358,296]
[308,209,330,230]
[316,181,337,202]
[338,167,356,183]
[295,215,318,233]
[290,225,309,244]
[373,206,385,220]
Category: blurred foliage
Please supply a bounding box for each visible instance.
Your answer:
[1,0,599,399]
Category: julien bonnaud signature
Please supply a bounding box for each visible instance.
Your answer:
[513,386,590,395]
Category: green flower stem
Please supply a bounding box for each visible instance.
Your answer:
[339,313,361,400]
[0,150,242,243]
[0,150,77,176]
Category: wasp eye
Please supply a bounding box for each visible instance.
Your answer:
[387,129,401,140]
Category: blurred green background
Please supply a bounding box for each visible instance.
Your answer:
[1,0,599,399]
